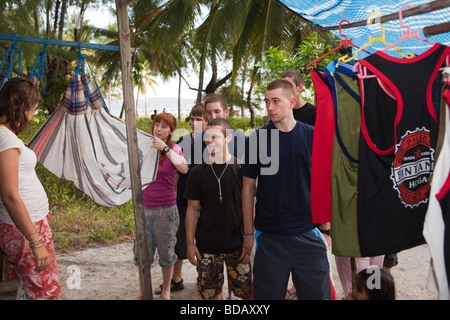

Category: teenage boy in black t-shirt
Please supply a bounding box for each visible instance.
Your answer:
[281,70,317,126]
[184,118,252,300]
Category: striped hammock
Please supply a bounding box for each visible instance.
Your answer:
[28,73,158,207]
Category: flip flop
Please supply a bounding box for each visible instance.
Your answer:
[154,279,184,295]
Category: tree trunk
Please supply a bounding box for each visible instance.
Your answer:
[45,56,69,115]
[247,78,256,128]
[53,0,60,38]
[58,0,68,41]
[177,70,181,121]
[196,61,204,103]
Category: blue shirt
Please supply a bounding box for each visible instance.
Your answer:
[239,121,315,234]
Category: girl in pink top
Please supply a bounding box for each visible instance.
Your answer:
[137,112,188,300]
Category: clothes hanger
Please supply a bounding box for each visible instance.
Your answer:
[354,4,446,79]
[306,20,370,70]
[339,12,414,64]
[380,4,435,54]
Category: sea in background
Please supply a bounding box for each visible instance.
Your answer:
[108,97,197,119]
[107,96,264,119]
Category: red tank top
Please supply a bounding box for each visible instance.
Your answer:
[310,69,335,224]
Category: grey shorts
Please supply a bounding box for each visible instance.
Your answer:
[142,205,180,268]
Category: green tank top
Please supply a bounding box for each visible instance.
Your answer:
[330,68,362,257]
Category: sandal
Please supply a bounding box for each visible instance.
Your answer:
[154,279,184,295]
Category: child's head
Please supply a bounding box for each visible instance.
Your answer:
[189,103,207,134]
[352,267,396,300]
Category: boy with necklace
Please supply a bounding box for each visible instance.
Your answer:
[184,118,252,300]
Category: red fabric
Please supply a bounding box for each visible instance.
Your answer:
[310,70,335,224]
[0,218,62,300]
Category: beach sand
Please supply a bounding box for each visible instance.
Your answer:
[57,241,438,300]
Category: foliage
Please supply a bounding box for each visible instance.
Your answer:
[1,1,333,127]
[228,116,267,134]
[255,31,341,98]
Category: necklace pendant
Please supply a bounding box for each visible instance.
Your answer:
[219,195,223,204]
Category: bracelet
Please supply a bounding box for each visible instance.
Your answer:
[319,229,331,236]
[29,236,43,247]
[25,228,38,239]
[242,232,254,239]
[31,241,44,249]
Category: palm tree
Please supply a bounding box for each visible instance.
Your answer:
[133,58,157,116]
[191,0,308,125]
[88,0,310,124]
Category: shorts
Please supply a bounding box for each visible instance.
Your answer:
[253,229,331,300]
[0,217,63,300]
[197,250,252,300]
[139,205,179,269]
[174,209,187,260]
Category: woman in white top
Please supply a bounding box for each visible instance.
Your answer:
[0,78,62,300]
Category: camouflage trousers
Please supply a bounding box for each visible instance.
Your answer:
[197,250,252,300]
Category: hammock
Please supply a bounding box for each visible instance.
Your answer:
[28,63,158,207]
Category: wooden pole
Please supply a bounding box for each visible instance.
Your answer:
[116,0,153,300]
[319,0,450,31]
[424,21,450,37]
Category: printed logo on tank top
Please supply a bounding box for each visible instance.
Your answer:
[390,127,434,208]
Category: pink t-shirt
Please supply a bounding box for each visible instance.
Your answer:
[142,143,182,207]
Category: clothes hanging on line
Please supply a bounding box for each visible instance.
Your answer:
[28,73,158,207]
[327,61,362,258]
[357,43,450,256]
[423,71,450,300]
[436,167,450,294]
[310,68,334,225]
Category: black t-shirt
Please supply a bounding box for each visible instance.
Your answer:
[293,102,316,126]
[184,158,243,254]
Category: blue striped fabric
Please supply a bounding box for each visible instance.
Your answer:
[278,0,450,59]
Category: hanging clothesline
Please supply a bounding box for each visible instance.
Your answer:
[278,0,450,59]
[317,0,450,32]
[0,33,120,52]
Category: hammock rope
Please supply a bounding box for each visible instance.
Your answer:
[29,37,48,99]
[0,34,21,88]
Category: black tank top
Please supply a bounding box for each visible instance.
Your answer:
[357,43,450,256]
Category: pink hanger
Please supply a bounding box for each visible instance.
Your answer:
[353,61,377,79]
[380,4,435,54]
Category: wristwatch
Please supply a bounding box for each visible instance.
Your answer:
[161,145,170,156]
[319,229,331,236]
